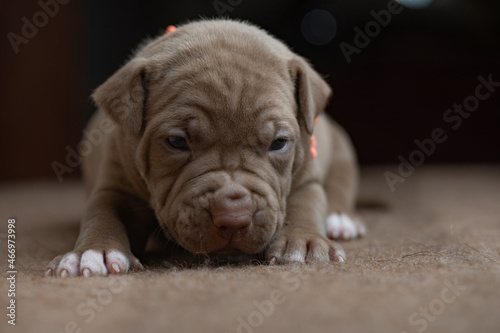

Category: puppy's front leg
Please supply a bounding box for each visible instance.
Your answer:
[46,191,148,277]
[266,182,346,264]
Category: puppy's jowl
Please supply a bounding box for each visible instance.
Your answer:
[47,20,365,277]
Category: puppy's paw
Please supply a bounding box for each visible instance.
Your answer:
[326,213,366,240]
[266,231,346,264]
[45,249,143,277]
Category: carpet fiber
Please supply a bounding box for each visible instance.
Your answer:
[1,165,499,333]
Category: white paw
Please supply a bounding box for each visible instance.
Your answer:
[326,213,366,240]
[46,249,143,277]
[266,232,346,264]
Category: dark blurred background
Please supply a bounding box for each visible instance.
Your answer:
[1,0,499,182]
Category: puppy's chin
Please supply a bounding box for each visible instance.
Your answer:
[173,233,271,257]
[210,244,245,255]
[210,244,237,253]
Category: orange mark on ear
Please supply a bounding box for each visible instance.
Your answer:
[165,25,177,34]
[310,134,317,160]
[310,117,319,160]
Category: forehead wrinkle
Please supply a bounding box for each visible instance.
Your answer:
[154,78,219,125]
[186,55,287,108]
[150,46,293,120]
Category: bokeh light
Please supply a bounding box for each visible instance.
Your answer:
[301,9,337,45]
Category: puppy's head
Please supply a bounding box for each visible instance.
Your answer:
[92,20,331,255]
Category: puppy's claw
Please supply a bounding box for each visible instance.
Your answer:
[82,268,91,277]
[329,246,346,263]
[130,258,144,272]
[111,263,120,274]
[60,269,68,278]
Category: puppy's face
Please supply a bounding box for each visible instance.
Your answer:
[144,65,299,254]
[92,20,331,255]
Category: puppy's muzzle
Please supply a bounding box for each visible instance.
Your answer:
[168,172,278,254]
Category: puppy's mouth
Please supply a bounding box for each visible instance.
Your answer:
[205,244,263,264]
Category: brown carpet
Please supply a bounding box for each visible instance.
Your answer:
[1,165,499,333]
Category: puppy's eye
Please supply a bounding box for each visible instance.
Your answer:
[167,137,189,150]
[269,138,288,151]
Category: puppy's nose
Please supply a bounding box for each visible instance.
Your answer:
[212,184,253,231]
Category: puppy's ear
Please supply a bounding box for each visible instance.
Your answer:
[92,58,149,134]
[289,57,332,135]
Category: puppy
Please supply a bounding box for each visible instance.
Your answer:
[46,19,365,277]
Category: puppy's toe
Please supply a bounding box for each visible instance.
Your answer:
[45,255,63,276]
[55,252,81,277]
[326,213,366,240]
[281,240,307,264]
[266,238,287,264]
[80,250,107,276]
[105,250,143,274]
